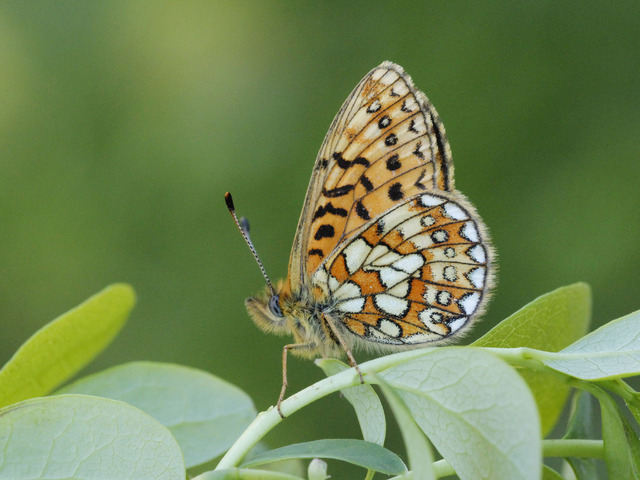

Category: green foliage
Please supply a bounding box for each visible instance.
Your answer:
[0,394,184,479]
[0,284,135,409]
[473,282,591,435]
[1,282,639,479]
[240,439,405,475]
[56,362,257,468]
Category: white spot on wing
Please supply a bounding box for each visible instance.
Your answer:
[444,202,467,220]
[411,233,434,250]
[379,267,407,287]
[443,265,458,282]
[460,222,480,242]
[378,319,402,338]
[404,332,435,344]
[374,294,409,316]
[335,281,361,300]
[467,245,486,263]
[420,215,436,227]
[337,297,365,313]
[420,194,444,207]
[329,275,340,292]
[467,267,485,289]
[343,238,371,274]
[368,244,391,264]
[370,328,403,344]
[398,216,424,239]
[449,316,468,332]
[371,249,401,267]
[387,280,409,297]
[458,292,480,315]
[392,253,424,273]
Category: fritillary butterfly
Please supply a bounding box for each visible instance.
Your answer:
[226,61,494,415]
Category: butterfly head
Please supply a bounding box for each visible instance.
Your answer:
[245,286,290,335]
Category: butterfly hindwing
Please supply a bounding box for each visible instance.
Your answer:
[311,192,492,347]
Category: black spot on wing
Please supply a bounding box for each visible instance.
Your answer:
[312,202,348,221]
[355,201,371,220]
[331,152,370,170]
[414,169,427,190]
[333,152,351,169]
[308,248,324,258]
[361,175,374,192]
[353,156,370,166]
[378,115,391,129]
[388,182,404,201]
[385,134,398,147]
[314,224,335,240]
[323,185,355,198]
[386,154,401,171]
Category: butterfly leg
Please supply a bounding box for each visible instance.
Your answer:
[278,342,317,418]
[322,314,365,385]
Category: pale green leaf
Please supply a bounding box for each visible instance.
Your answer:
[193,469,305,480]
[316,358,385,445]
[0,394,184,479]
[377,376,435,480]
[542,465,566,480]
[379,347,541,480]
[597,386,640,479]
[542,309,640,380]
[240,439,406,475]
[474,283,591,435]
[57,361,256,468]
[0,284,135,408]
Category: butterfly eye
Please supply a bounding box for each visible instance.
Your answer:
[269,295,284,318]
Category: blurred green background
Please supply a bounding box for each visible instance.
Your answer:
[2,1,639,475]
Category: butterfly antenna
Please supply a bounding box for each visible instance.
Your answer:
[225,192,276,295]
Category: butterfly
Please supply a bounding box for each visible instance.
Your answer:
[226,61,494,416]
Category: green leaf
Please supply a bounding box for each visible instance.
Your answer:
[0,394,184,479]
[376,375,435,480]
[193,469,305,480]
[563,391,599,479]
[56,361,256,468]
[316,358,385,445]
[542,309,640,380]
[596,385,640,479]
[240,439,406,475]
[473,283,591,435]
[626,393,640,425]
[378,347,541,480]
[542,466,566,480]
[0,284,135,409]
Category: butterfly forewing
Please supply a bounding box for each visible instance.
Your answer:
[290,62,454,285]
[311,192,491,347]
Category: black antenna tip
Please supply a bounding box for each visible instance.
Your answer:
[224,192,235,212]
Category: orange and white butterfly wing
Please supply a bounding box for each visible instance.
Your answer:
[312,192,493,347]
[289,62,454,290]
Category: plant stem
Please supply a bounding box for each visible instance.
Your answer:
[387,440,605,479]
[216,346,598,471]
[543,439,604,459]
[216,365,362,469]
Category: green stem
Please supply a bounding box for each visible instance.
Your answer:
[388,440,605,479]
[543,439,604,459]
[216,348,447,469]
[216,365,362,469]
[215,346,599,471]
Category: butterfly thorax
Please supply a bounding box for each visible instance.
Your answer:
[245,280,344,358]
